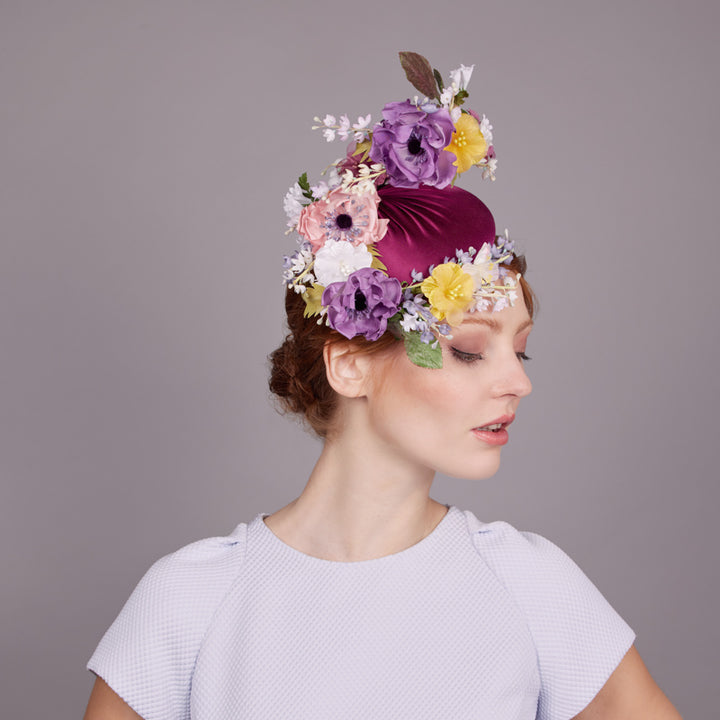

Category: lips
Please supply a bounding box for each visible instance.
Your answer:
[471,414,515,446]
[473,414,515,432]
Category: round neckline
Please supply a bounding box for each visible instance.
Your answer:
[252,504,457,567]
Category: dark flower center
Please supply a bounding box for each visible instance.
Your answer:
[407,135,423,155]
[354,289,368,312]
[336,213,353,229]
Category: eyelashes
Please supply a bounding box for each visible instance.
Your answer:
[450,347,483,363]
[450,348,532,364]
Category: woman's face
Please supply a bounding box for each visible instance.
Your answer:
[365,289,533,480]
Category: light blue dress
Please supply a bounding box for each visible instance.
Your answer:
[88,505,635,719]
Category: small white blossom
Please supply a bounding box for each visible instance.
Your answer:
[322,128,336,142]
[313,239,373,286]
[450,106,462,123]
[353,114,372,130]
[322,114,336,127]
[353,178,378,195]
[449,64,474,91]
[400,314,419,332]
[337,114,351,140]
[482,157,498,181]
[479,114,494,145]
[325,166,342,190]
[462,244,499,287]
[310,181,330,199]
[283,183,305,226]
[439,87,454,107]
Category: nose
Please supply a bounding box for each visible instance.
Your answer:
[491,356,532,399]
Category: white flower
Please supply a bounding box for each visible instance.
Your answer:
[353,114,372,130]
[337,114,351,140]
[400,313,419,332]
[450,106,462,123]
[283,183,305,226]
[439,88,454,107]
[311,181,330,199]
[313,239,373,286]
[291,247,313,274]
[479,114,494,145]
[322,114,336,127]
[449,64,474,91]
[462,244,499,287]
[325,166,342,190]
[351,178,378,195]
[322,128,336,142]
[482,157,498,181]
[492,296,509,312]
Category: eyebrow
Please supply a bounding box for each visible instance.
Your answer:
[462,316,534,334]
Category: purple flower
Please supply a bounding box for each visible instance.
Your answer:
[370,100,457,188]
[322,267,402,341]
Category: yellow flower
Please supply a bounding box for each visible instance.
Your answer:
[420,263,474,326]
[445,113,487,174]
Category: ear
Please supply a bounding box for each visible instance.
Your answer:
[323,341,372,399]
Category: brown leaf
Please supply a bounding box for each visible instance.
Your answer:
[398,51,440,100]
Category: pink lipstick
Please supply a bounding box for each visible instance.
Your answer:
[471,414,515,446]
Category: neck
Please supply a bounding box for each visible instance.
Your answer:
[263,402,448,562]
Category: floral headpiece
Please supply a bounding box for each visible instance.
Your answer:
[282,52,520,368]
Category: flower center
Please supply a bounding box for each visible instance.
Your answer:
[455,131,467,148]
[336,213,353,230]
[354,289,368,311]
[407,136,423,155]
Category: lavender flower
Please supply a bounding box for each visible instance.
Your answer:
[322,267,402,341]
[369,100,456,188]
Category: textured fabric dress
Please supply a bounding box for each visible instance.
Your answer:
[88,505,635,720]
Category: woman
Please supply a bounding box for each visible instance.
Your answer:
[84,53,681,719]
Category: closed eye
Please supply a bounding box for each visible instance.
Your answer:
[517,351,531,361]
[451,347,483,363]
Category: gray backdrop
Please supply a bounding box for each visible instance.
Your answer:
[2,1,718,717]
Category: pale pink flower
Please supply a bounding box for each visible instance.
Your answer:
[297,187,389,252]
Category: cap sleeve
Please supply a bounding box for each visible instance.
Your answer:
[87,526,247,720]
[470,519,635,720]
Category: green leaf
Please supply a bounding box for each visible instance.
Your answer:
[398,51,440,101]
[403,331,443,369]
[453,89,469,107]
[297,172,314,201]
[433,68,444,93]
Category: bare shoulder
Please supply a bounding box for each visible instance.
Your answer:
[83,677,143,720]
[572,645,682,720]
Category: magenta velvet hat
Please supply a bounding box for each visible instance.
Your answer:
[282,51,518,367]
[376,185,496,284]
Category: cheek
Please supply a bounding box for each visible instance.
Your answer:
[372,361,464,432]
